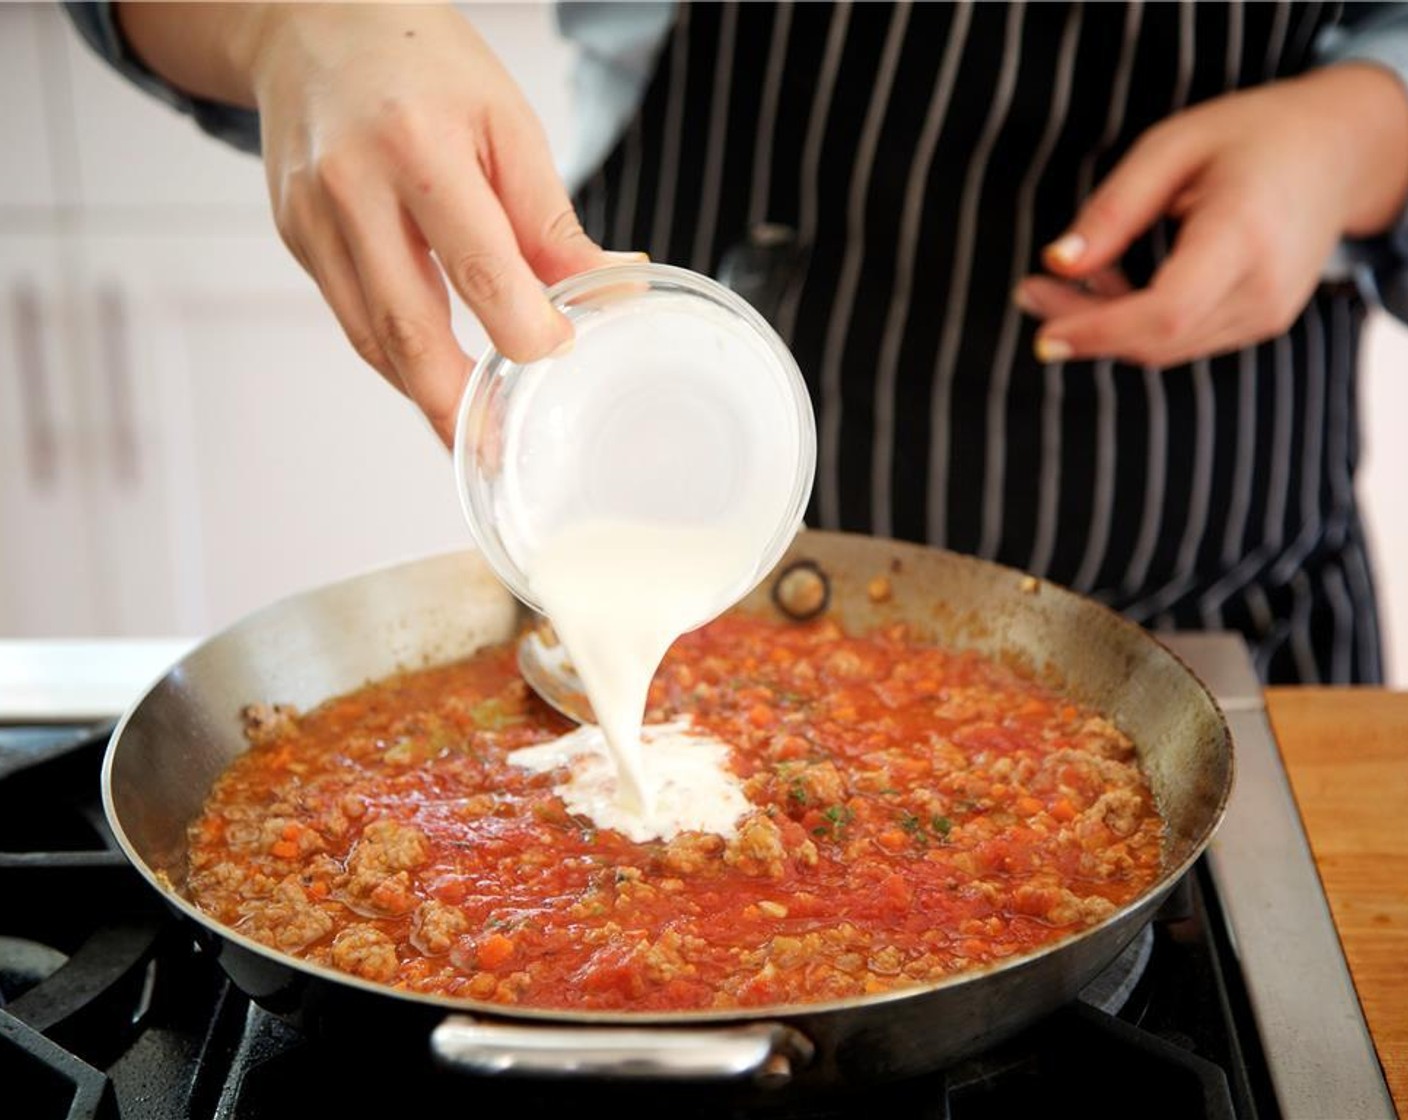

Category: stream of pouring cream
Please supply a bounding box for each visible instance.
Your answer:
[510,518,758,841]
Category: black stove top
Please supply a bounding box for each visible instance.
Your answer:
[1,724,1276,1120]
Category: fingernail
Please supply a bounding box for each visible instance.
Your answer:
[1012,284,1039,314]
[604,250,650,263]
[548,334,575,359]
[1035,336,1073,363]
[1045,233,1086,267]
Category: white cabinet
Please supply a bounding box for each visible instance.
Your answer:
[1,4,497,639]
[0,6,68,209]
[77,233,469,635]
[0,236,98,634]
[1359,313,1408,684]
[1,227,473,638]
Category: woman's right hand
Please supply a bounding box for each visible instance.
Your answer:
[240,4,636,444]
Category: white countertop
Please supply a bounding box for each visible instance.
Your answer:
[0,638,200,721]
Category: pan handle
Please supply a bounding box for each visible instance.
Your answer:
[429,1015,813,1084]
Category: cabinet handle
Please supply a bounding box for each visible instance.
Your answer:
[96,286,139,486]
[13,282,57,488]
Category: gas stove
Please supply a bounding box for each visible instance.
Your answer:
[0,633,1394,1118]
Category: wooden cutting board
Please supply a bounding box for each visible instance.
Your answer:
[1265,687,1408,1116]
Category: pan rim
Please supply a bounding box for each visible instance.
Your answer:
[101,533,1235,1027]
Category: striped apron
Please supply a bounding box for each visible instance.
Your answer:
[574,1,1384,684]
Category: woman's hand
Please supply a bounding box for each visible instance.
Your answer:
[252,5,642,443]
[119,2,638,445]
[1015,63,1408,368]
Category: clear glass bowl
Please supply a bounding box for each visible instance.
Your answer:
[453,262,816,618]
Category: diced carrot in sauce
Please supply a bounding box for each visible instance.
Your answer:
[890,755,931,780]
[1051,798,1078,823]
[747,704,775,729]
[477,934,515,970]
[876,829,910,853]
[880,873,912,910]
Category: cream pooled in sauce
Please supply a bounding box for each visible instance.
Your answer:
[509,518,760,842]
[508,721,749,843]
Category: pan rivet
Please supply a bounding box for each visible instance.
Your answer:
[772,560,829,621]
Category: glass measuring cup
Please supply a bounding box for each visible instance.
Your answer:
[452,262,816,626]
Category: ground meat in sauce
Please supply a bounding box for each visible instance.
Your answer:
[330,924,399,982]
[186,614,1165,1012]
[239,703,300,745]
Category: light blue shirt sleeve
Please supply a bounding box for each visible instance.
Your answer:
[1314,3,1408,319]
[555,1,675,193]
[61,1,262,154]
[60,0,670,180]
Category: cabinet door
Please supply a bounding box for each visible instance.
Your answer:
[79,233,473,636]
[0,237,99,635]
[0,5,70,210]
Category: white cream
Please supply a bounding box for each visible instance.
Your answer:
[527,518,759,822]
[508,720,749,843]
[486,288,810,839]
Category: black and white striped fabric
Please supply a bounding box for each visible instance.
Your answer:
[575,1,1384,685]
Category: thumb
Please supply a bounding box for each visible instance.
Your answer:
[1043,125,1205,279]
[522,201,648,284]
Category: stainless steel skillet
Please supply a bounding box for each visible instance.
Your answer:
[102,530,1232,1099]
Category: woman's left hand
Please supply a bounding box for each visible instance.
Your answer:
[1016,63,1408,368]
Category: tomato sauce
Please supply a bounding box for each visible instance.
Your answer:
[186,614,1165,1011]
